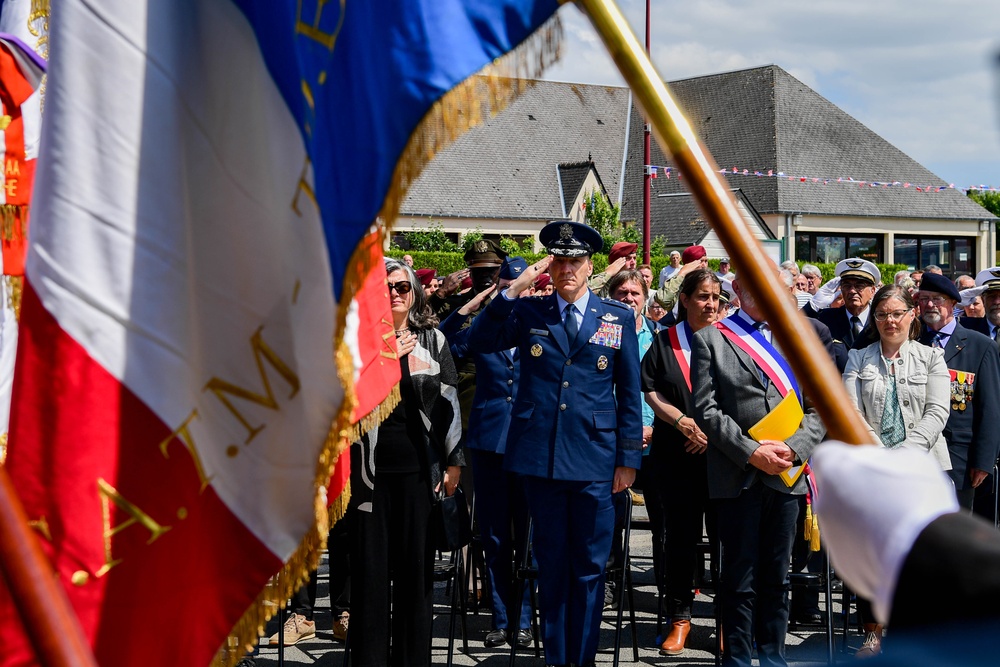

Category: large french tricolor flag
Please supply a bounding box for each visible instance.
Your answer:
[0,0,559,665]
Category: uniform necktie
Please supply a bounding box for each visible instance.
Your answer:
[850,315,862,339]
[563,303,578,344]
[992,327,998,341]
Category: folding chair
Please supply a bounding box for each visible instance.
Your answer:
[604,490,639,667]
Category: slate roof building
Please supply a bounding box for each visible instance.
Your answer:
[397,65,996,275]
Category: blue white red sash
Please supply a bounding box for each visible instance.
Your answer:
[715,313,801,403]
[667,321,694,392]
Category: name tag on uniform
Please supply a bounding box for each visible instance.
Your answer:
[589,321,622,349]
[529,328,549,336]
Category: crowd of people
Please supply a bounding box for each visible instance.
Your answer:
[269,222,1000,667]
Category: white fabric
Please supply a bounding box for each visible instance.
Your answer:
[811,441,959,624]
[29,0,339,559]
[808,276,840,310]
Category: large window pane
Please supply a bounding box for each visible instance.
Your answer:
[953,238,973,274]
[848,236,880,262]
[815,236,846,264]
[894,238,918,270]
[795,233,811,262]
[920,239,950,271]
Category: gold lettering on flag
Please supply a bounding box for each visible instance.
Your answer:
[295,0,346,51]
[203,326,301,444]
[291,156,320,217]
[159,409,213,493]
[28,515,51,541]
[94,477,171,578]
[380,318,398,359]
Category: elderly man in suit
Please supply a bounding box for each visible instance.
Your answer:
[692,274,827,667]
[468,220,643,667]
[802,258,880,372]
[915,272,1000,510]
[439,256,532,649]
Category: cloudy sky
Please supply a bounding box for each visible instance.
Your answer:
[543,0,1000,191]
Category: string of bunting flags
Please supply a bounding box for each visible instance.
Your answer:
[644,164,998,194]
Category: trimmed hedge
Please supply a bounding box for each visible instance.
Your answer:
[385,250,906,285]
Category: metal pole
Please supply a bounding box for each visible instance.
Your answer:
[642,0,651,264]
[574,0,871,445]
[0,466,99,667]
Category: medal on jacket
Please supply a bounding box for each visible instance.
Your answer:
[948,369,975,411]
[531,343,543,357]
[597,355,608,370]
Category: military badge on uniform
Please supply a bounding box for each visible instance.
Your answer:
[589,321,623,349]
[600,313,619,322]
[597,355,608,370]
[531,344,543,357]
[948,369,975,411]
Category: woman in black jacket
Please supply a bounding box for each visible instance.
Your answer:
[350,258,464,666]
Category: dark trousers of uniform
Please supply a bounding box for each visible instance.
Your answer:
[469,449,532,631]
[523,476,614,666]
[351,470,434,667]
[717,483,799,667]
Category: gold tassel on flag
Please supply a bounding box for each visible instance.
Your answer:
[810,508,821,552]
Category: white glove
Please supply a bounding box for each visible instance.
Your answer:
[959,285,985,307]
[807,276,840,310]
[811,441,958,624]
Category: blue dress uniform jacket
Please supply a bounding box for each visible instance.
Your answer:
[918,323,1000,491]
[467,290,644,479]
[439,308,518,454]
[439,306,532,632]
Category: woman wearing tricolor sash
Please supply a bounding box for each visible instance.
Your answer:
[640,268,722,656]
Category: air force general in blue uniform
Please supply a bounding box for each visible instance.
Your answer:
[468,221,643,667]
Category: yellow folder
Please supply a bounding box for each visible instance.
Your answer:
[747,389,806,487]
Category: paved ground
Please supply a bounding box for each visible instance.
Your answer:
[248,505,864,666]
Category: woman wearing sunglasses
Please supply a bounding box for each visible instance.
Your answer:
[842,284,951,657]
[350,258,463,667]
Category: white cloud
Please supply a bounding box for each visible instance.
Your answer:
[544,0,1000,188]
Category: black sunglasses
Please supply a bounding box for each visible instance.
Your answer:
[387,281,413,295]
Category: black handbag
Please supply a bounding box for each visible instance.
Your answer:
[434,485,472,551]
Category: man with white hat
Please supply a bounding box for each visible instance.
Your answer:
[973,267,1000,341]
[802,258,881,372]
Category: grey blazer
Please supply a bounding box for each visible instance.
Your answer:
[691,323,827,499]
[843,339,951,471]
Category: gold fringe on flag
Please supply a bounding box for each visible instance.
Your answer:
[211,14,562,667]
[0,204,27,242]
[6,276,22,321]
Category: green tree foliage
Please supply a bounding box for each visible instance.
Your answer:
[968,189,1000,217]
[583,189,641,252]
[395,219,459,253]
[649,235,670,259]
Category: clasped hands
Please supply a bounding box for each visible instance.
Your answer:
[749,440,796,476]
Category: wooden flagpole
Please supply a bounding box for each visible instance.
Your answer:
[0,466,99,666]
[573,0,872,445]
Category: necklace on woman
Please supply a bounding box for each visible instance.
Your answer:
[395,328,410,337]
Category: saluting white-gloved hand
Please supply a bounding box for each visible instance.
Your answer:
[811,441,959,624]
[808,276,841,310]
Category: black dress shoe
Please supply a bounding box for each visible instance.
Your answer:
[484,629,507,648]
[513,628,532,647]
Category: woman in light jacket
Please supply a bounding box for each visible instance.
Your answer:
[842,283,950,657]
[844,284,950,467]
